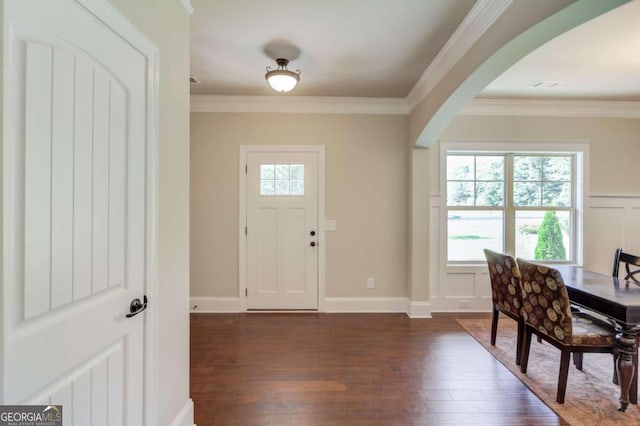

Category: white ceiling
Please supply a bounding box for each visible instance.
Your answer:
[480,0,640,101]
[190,0,640,101]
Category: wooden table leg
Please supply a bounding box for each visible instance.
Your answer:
[616,330,638,412]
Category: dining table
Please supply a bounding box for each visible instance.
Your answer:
[554,265,640,412]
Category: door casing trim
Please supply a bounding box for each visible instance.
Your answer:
[239,145,326,311]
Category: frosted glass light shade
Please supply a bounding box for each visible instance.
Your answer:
[266,70,299,92]
[265,58,300,93]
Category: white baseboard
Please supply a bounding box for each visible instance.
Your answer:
[169,398,194,426]
[190,297,241,313]
[408,301,432,318]
[323,297,409,313]
[189,296,437,317]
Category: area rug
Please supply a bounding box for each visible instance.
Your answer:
[457,317,640,426]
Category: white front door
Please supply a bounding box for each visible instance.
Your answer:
[3,1,155,424]
[246,150,319,309]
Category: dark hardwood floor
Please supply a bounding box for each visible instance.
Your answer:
[191,313,567,426]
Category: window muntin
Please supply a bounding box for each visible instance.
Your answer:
[446,153,575,263]
[260,164,304,196]
[447,155,504,206]
[513,156,572,207]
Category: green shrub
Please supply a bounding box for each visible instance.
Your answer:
[534,211,566,260]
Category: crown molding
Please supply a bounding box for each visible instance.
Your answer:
[406,0,512,110]
[191,95,640,118]
[179,0,193,15]
[190,95,410,115]
[461,98,640,118]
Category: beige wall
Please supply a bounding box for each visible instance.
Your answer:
[191,113,409,299]
[107,1,191,425]
[437,115,640,195]
[192,112,640,308]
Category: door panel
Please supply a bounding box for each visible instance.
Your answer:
[246,151,319,309]
[284,208,306,293]
[3,1,149,423]
[19,339,124,424]
[23,41,131,318]
[257,207,278,293]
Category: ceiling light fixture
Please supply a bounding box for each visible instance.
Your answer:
[265,58,301,93]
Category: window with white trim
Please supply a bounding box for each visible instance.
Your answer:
[446,151,578,263]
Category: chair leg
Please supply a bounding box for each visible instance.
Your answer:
[490,306,499,346]
[573,353,583,371]
[613,352,619,385]
[520,327,533,374]
[631,349,638,404]
[515,318,524,366]
[557,350,572,404]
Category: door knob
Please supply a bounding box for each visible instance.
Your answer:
[126,295,148,318]
[310,242,316,247]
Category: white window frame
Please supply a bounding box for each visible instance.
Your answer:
[440,140,589,269]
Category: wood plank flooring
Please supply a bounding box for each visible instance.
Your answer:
[191,313,567,426]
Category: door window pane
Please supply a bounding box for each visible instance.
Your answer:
[275,179,289,195]
[290,180,304,195]
[260,164,305,196]
[260,179,275,195]
[290,164,304,179]
[275,164,289,179]
[260,164,275,180]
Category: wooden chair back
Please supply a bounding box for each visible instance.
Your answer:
[613,248,640,282]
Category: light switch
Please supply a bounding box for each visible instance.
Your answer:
[325,219,337,231]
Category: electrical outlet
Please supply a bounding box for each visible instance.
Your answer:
[367,278,374,289]
[458,300,470,309]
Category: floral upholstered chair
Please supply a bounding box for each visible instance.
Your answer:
[483,249,524,365]
[517,258,616,403]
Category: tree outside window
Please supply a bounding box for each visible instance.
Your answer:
[534,211,567,261]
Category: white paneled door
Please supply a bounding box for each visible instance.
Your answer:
[3,1,156,424]
[246,150,319,309]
